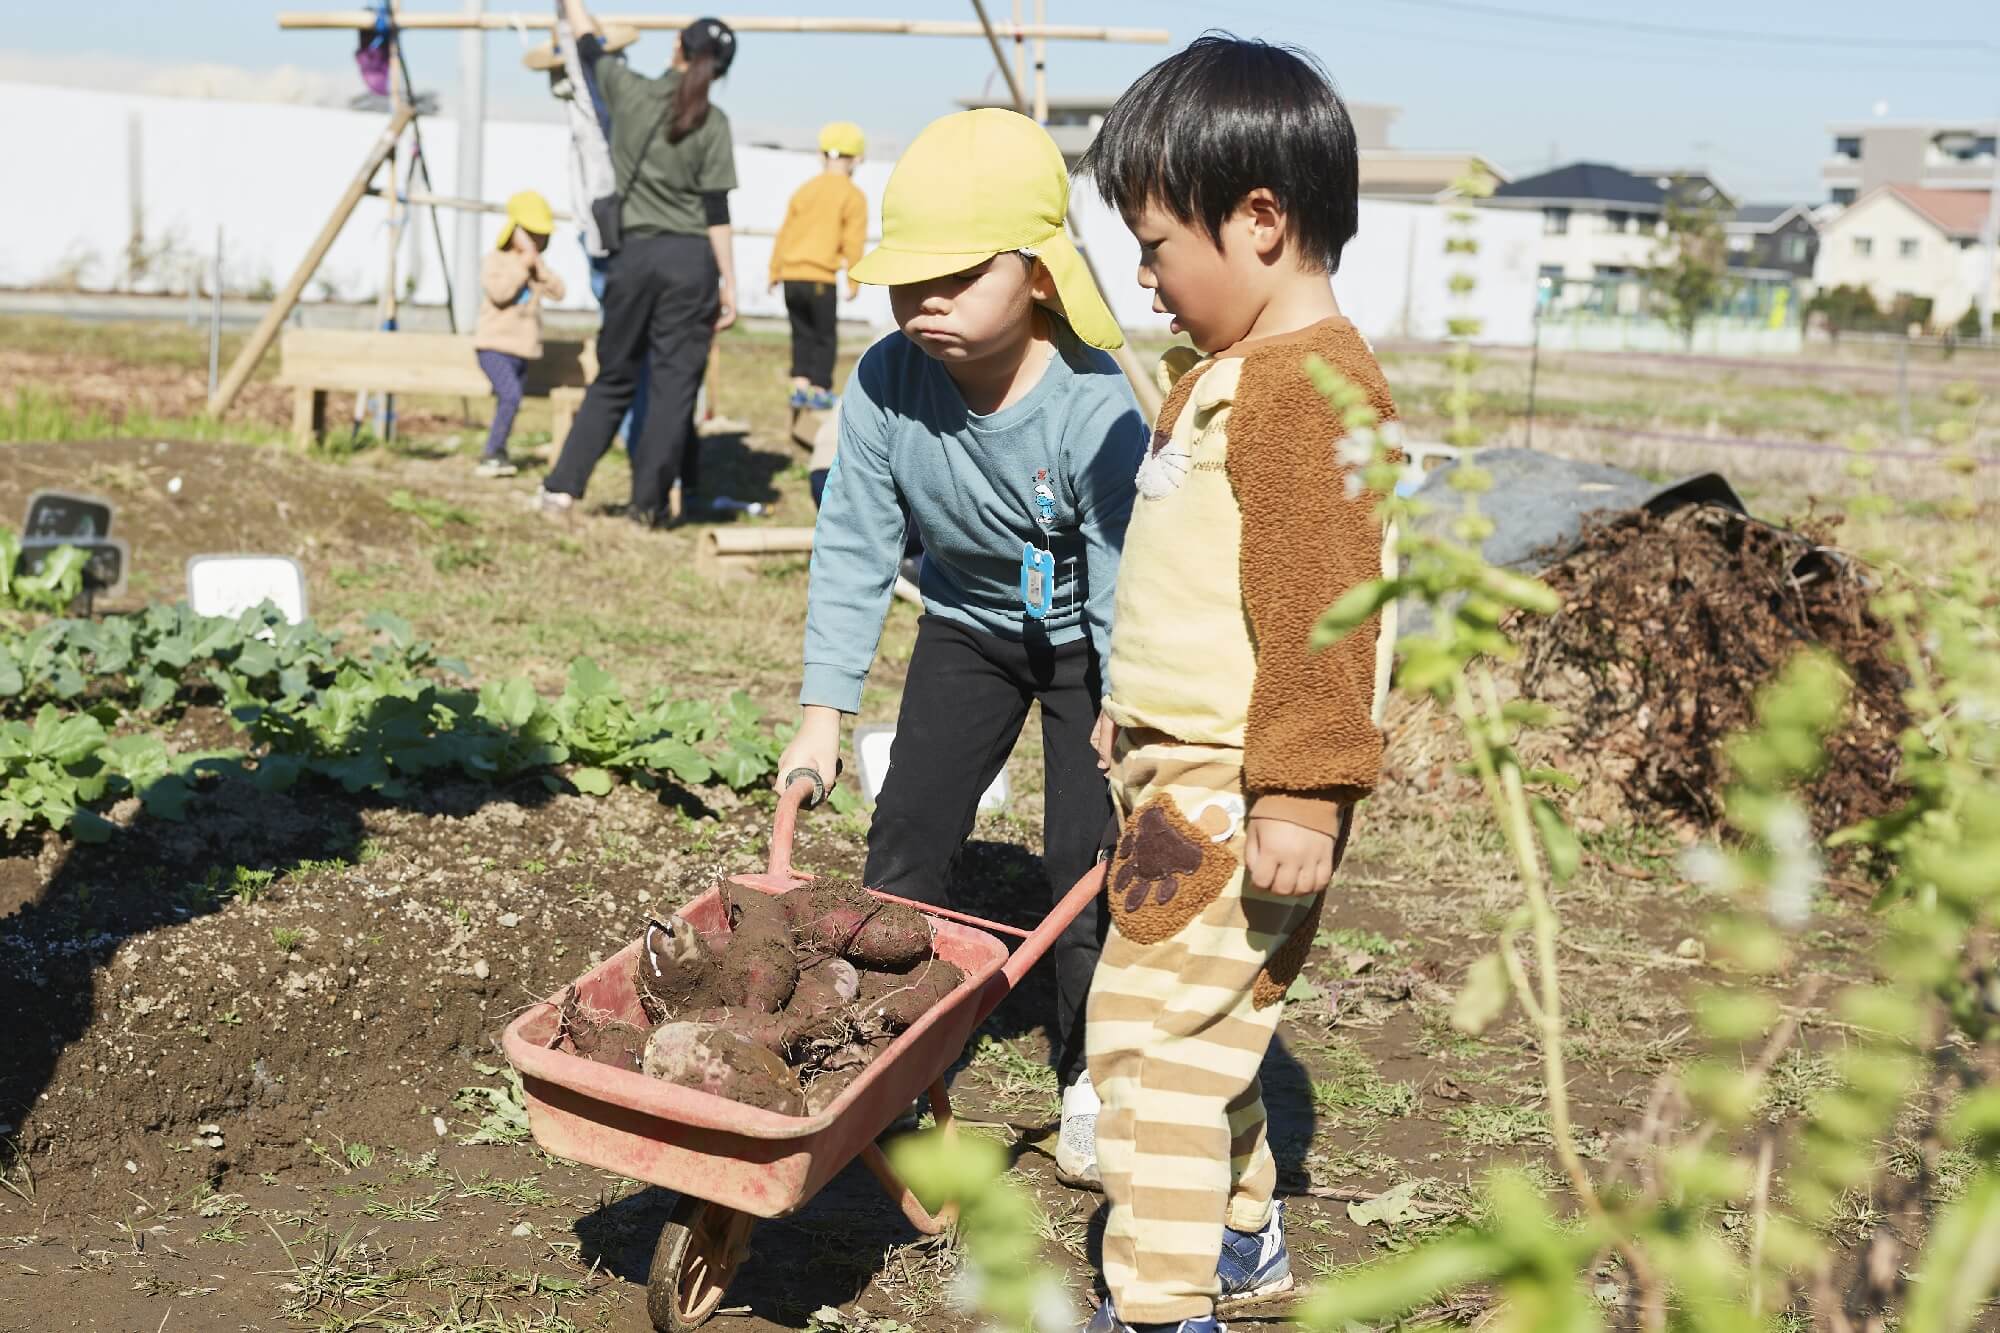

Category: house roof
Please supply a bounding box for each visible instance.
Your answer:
[1883,185,1994,239]
[1492,162,1664,206]
[1730,203,1813,232]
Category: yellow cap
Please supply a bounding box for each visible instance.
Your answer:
[818,120,866,158]
[849,109,1123,350]
[496,190,555,249]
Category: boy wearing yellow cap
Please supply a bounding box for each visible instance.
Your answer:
[768,122,869,410]
[474,191,566,478]
[1074,37,1395,1333]
[776,109,1146,1174]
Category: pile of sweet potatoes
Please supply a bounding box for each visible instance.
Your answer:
[551,880,963,1116]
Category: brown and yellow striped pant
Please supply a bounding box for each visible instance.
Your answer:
[1086,735,1332,1325]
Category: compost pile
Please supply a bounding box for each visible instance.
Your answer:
[1509,504,1910,841]
[552,880,961,1116]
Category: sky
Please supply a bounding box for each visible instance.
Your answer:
[12,0,2000,204]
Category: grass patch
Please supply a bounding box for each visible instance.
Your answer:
[361,1187,449,1222]
[1310,1037,1419,1124]
[0,386,282,446]
[388,489,479,530]
[455,1172,555,1207]
[1442,1103,1550,1149]
[1761,1048,1839,1123]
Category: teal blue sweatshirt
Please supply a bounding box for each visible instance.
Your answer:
[801,320,1148,713]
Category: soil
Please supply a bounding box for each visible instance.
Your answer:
[1513,504,1911,844]
[0,439,447,610]
[0,424,1882,1330]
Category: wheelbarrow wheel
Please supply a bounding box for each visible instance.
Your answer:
[646,1195,754,1332]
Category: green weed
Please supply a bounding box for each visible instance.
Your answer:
[1441,1103,1551,1149]
[1310,1038,1419,1124]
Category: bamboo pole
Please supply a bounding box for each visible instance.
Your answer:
[970,0,1026,113]
[1011,0,1026,98]
[277,12,1167,39]
[208,103,417,416]
[1032,0,1047,123]
[374,3,405,439]
[969,0,1161,421]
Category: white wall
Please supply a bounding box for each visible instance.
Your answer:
[1,80,1543,347]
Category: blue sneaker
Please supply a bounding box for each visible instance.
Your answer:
[788,387,810,409]
[806,387,836,411]
[1084,1299,1224,1333]
[1216,1200,1292,1306]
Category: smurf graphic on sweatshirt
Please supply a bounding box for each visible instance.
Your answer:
[1032,469,1058,529]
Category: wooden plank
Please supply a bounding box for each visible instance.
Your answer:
[277,331,591,396]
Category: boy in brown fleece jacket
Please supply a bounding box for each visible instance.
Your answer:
[1076,36,1394,1333]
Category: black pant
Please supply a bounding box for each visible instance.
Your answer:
[865,615,1111,1085]
[784,280,838,390]
[547,233,717,520]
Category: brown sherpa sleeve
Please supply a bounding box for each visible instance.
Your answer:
[1226,322,1396,827]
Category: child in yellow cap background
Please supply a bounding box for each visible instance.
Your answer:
[1076,35,1394,1333]
[768,121,869,410]
[775,109,1146,1183]
[474,190,567,478]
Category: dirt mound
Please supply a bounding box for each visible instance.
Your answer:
[1509,504,1909,840]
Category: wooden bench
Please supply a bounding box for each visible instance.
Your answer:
[277,330,593,450]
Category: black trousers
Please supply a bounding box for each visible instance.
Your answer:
[547,233,717,520]
[865,615,1112,1084]
[783,279,839,390]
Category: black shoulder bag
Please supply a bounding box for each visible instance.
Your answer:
[593,104,666,255]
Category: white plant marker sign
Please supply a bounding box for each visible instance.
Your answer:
[186,555,309,625]
[852,723,1008,813]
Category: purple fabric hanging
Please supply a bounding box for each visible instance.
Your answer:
[355,35,390,95]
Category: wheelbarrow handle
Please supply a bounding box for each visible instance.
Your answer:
[998,862,1106,993]
[766,773,820,882]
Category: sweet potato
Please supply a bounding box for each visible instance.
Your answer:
[781,958,862,1047]
[848,907,933,969]
[856,958,965,1034]
[633,917,722,1024]
[552,985,648,1072]
[641,1021,805,1115]
[689,1006,792,1056]
[800,1045,890,1115]
[783,882,876,954]
[783,881,933,968]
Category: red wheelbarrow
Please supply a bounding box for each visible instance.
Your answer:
[501,775,1104,1331]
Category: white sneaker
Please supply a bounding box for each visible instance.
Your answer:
[476,456,519,478]
[535,488,574,518]
[1055,1070,1101,1190]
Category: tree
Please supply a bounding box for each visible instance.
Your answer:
[1806,283,1884,343]
[1647,178,1733,349]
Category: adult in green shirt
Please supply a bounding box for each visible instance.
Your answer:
[543,3,741,527]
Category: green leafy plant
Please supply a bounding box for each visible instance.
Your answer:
[0,600,800,841]
[0,527,86,615]
[888,1129,1073,1332]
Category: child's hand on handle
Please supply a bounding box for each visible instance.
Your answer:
[1245,817,1334,897]
[776,705,843,802]
[1090,711,1116,773]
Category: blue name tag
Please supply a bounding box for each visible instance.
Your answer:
[1020,543,1056,620]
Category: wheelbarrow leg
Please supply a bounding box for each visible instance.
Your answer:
[647,1194,755,1331]
[861,1078,960,1236]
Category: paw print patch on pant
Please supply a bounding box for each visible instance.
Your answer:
[1107,797,1238,944]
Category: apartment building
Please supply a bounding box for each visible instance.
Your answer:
[1823,120,1999,206]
